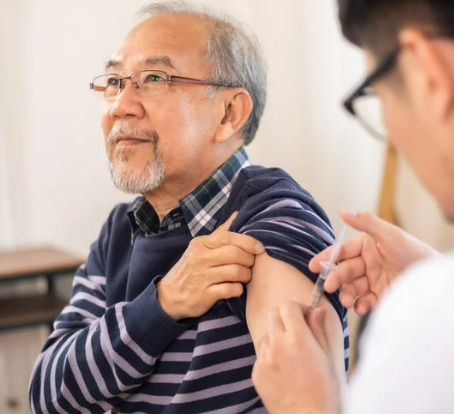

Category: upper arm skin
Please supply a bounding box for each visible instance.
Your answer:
[246,252,346,386]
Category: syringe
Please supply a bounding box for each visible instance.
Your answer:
[309,224,348,309]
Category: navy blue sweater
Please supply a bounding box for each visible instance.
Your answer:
[30,166,348,414]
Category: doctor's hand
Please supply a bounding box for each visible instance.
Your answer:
[309,210,442,315]
[252,301,340,414]
[157,212,265,321]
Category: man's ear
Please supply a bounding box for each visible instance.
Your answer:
[399,28,454,121]
[215,89,253,144]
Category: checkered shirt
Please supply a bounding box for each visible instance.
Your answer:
[127,147,250,238]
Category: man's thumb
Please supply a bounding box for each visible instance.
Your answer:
[214,211,238,233]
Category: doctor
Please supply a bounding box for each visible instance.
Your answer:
[252,0,454,413]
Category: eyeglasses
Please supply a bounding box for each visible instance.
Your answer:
[343,47,400,141]
[343,33,453,141]
[90,69,235,99]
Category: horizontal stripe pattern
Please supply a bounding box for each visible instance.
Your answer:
[29,160,349,414]
[29,264,159,414]
[29,263,262,414]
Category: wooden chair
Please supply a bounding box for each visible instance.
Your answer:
[0,246,84,412]
[350,143,400,373]
[0,246,84,332]
[377,143,400,226]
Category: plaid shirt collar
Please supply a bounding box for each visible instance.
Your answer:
[127,147,250,238]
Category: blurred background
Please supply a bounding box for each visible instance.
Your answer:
[1,0,454,413]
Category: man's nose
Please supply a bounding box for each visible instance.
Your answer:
[109,81,145,120]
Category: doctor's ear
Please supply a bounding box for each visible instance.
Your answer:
[399,29,454,120]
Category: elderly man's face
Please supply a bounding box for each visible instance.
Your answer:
[102,15,226,194]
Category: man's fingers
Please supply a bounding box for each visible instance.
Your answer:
[275,303,330,355]
[204,231,265,254]
[207,245,256,267]
[268,307,286,336]
[341,210,395,243]
[205,212,265,254]
[310,211,399,274]
[206,265,252,285]
[354,292,379,316]
[256,332,271,360]
[208,282,244,302]
[338,276,370,308]
[309,246,336,273]
[222,232,265,254]
[307,308,330,354]
[213,212,239,234]
[278,301,307,332]
[309,237,363,273]
[324,257,367,293]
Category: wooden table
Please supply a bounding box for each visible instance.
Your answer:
[0,247,85,332]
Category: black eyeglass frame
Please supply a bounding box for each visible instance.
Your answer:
[343,47,400,118]
[342,33,452,140]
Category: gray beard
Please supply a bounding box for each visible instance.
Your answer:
[106,124,165,194]
[109,150,164,194]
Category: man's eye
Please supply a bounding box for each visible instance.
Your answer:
[144,74,165,83]
[106,77,120,87]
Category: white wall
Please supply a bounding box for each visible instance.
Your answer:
[0,0,26,249]
[396,158,454,252]
[0,110,13,249]
[0,0,385,257]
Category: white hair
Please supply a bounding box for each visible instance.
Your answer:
[138,1,267,144]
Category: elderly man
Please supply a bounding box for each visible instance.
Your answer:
[29,2,348,413]
[252,0,454,414]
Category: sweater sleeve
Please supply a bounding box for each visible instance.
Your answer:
[229,178,345,323]
[29,219,190,414]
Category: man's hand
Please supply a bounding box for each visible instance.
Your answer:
[309,210,442,315]
[157,212,265,320]
[252,301,340,414]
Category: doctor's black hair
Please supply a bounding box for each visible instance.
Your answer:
[338,0,454,57]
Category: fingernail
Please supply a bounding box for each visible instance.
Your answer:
[342,209,357,219]
[308,260,315,271]
[255,243,265,253]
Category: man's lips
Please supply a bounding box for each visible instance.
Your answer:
[115,136,150,146]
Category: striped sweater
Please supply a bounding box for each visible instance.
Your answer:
[29,150,349,414]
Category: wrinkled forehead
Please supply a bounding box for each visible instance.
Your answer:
[107,14,211,75]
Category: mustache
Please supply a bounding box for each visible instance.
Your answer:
[107,123,159,146]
